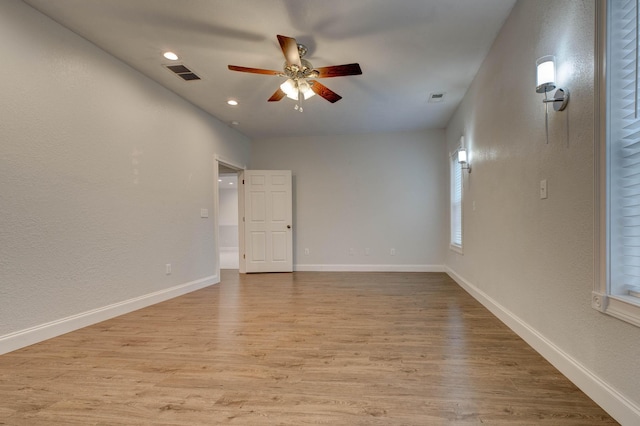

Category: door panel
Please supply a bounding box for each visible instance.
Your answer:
[272,192,287,222]
[243,170,293,273]
[250,192,266,222]
[250,232,266,262]
[272,232,287,261]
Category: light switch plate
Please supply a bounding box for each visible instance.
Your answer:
[200,208,209,218]
[540,180,548,199]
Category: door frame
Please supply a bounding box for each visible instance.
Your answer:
[213,154,245,278]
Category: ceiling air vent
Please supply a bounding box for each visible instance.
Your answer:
[428,92,446,103]
[164,64,201,81]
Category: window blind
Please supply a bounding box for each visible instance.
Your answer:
[451,153,463,248]
[609,0,640,299]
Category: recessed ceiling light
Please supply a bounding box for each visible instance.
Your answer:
[229,182,234,185]
[218,179,222,182]
[163,51,179,61]
[230,121,239,126]
[227,99,238,106]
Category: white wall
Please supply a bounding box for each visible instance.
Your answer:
[219,187,239,248]
[251,130,447,271]
[0,0,250,347]
[445,0,640,423]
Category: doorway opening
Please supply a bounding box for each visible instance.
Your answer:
[215,157,244,276]
[218,170,238,269]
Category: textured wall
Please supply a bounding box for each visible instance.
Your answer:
[219,188,239,247]
[251,130,447,268]
[445,0,640,410]
[0,0,250,336]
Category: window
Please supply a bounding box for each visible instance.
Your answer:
[450,150,463,253]
[594,0,640,327]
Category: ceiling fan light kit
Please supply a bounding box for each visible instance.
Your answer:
[228,34,362,112]
[280,78,315,100]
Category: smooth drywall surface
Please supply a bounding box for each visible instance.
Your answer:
[219,188,239,248]
[445,0,640,414]
[251,130,447,268]
[0,0,250,336]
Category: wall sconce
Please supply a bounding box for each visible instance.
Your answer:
[457,136,471,173]
[536,56,569,144]
[536,56,569,110]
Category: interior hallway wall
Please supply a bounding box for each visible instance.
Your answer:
[251,130,447,270]
[0,0,250,344]
[444,0,640,421]
[219,186,239,249]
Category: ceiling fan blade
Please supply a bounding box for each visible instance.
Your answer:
[268,88,286,102]
[277,34,302,68]
[310,81,342,103]
[228,65,281,75]
[314,63,363,78]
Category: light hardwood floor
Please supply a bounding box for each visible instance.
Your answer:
[0,271,617,425]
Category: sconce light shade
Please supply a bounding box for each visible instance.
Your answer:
[536,55,556,93]
[457,148,468,164]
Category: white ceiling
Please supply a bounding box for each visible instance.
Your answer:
[22,0,516,140]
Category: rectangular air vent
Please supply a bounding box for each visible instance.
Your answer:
[164,64,201,81]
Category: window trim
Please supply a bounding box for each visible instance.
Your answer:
[593,0,640,327]
[450,148,464,254]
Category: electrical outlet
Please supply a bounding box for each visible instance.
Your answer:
[390,248,396,256]
[304,248,310,255]
[365,248,371,256]
[166,264,172,275]
[200,208,209,218]
[349,248,356,256]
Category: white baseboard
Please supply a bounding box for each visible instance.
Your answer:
[0,274,219,356]
[445,267,640,426]
[294,264,445,272]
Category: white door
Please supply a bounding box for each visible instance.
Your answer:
[242,170,293,273]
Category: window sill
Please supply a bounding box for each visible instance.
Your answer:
[592,292,640,328]
[449,244,463,255]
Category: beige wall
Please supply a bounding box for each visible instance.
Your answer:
[251,130,447,270]
[0,0,250,338]
[445,0,640,419]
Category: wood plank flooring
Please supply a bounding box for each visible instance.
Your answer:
[0,271,617,425]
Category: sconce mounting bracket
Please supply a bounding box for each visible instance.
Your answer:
[543,88,570,111]
[552,88,569,111]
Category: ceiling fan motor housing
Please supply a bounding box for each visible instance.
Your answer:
[284,58,317,80]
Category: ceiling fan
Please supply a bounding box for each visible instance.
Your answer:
[228,35,362,111]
